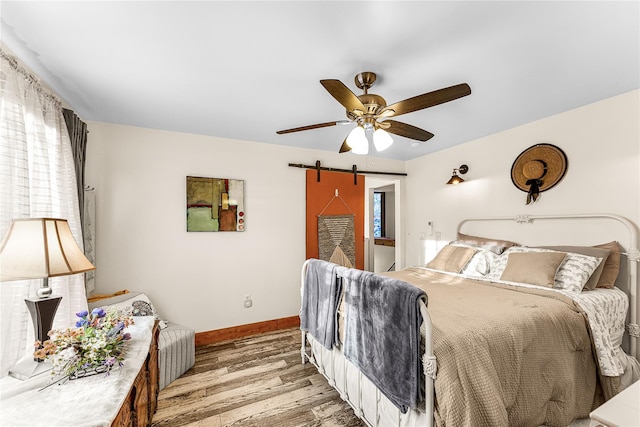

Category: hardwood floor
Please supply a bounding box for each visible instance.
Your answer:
[151,328,366,427]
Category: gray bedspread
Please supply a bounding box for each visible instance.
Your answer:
[300,258,342,349]
[342,267,427,413]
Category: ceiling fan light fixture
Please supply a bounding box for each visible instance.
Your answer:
[373,128,393,151]
[378,108,395,118]
[277,72,471,155]
[339,140,352,153]
[346,126,368,155]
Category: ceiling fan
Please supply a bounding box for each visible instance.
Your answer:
[276,72,471,154]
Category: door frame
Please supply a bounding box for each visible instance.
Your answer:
[364,177,402,272]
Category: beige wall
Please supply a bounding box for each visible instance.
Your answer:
[405,90,639,266]
[84,124,405,332]
[86,90,638,333]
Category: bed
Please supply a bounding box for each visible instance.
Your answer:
[300,213,640,427]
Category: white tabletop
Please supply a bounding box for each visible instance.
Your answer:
[590,380,640,427]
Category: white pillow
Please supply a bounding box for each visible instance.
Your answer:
[487,247,603,292]
[460,250,501,277]
[89,292,167,328]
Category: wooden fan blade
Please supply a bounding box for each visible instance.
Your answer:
[380,83,471,117]
[320,79,366,113]
[384,120,434,141]
[339,139,352,153]
[277,121,339,134]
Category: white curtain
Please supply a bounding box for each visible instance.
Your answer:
[0,49,88,377]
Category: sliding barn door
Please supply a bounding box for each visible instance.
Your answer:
[305,169,364,270]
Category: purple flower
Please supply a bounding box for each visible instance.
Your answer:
[122,333,131,341]
[91,308,106,318]
[76,310,89,319]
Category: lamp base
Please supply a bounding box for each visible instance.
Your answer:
[9,295,62,380]
[25,295,62,346]
[9,357,52,380]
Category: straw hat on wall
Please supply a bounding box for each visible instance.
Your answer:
[511,143,568,204]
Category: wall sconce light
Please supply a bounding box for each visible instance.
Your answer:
[447,164,469,185]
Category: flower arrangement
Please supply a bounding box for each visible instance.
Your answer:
[34,307,134,379]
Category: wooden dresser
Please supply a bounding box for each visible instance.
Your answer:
[0,316,159,426]
[112,321,160,427]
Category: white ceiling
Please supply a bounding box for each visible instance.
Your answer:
[1,1,638,161]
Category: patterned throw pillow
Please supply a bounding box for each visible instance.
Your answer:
[116,294,159,319]
[538,246,611,290]
[460,250,501,277]
[88,292,167,329]
[129,297,156,316]
[486,253,509,281]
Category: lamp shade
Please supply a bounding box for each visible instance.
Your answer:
[373,129,393,151]
[0,218,95,282]
[346,126,369,155]
[446,173,464,185]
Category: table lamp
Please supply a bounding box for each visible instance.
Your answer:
[0,218,95,379]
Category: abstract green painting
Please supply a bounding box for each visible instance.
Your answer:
[186,176,245,232]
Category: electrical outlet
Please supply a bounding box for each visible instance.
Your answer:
[244,295,253,308]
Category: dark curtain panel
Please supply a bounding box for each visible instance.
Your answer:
[63,108,88,226]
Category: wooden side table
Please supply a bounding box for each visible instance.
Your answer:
[589,380,640,427]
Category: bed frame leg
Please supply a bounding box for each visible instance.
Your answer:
[301,331,307,364]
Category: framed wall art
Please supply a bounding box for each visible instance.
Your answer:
[186,176,245,232]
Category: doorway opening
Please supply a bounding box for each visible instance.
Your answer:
[365,177,402,273]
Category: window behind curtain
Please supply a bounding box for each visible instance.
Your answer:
[0,49,88,377]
